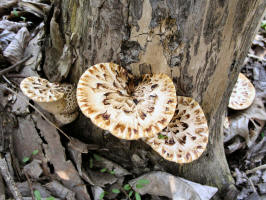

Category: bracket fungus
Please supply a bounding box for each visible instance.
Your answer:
[143,96,209,163]
[20,76,78,124]
[77,63,177,140]
[228,73,256,110]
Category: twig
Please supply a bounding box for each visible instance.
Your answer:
[5,74,28,79]
[246,164,266,175]
[0,54,32,76]
[248,178,257,193]
[247,54,266,62]
[0,157,23,200]
[0,84,72,141]
[24,172,35,200]
[121,188,131,200]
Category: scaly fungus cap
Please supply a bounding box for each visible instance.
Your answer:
[20,77,78,116]
[143,96,209,163]
[228,73,256,110]
[77,63,177,140]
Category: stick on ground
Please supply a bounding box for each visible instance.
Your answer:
[0,158,23,200]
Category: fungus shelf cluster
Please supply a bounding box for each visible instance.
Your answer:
[20,63,211,164]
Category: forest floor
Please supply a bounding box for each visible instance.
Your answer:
[0,1,265,200]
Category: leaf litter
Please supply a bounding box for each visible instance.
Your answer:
[224,20,266,200]
[0,0,265,199]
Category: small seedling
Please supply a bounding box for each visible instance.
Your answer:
[22,157,30,163]
[22,149,39,163]
[32,149,39,155]
[112,188,120,194]
[128,190,133,198]
[158,133,168,139]
[12,9,19,17]
[100,168,107,173]
[34,190,41,200]
[123,184,131,191]
[135,192,141,200]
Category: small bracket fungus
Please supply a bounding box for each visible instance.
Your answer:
[228,73,256,110]
[143,96,209,163]
[20,76,78,125]
[77,63,177,140]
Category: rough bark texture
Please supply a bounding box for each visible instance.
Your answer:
[43,0,265,199]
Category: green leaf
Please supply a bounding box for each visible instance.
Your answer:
[93,154,102,161]
[12,10,18,17]
[32,149,39,155]
[46,197,55,200]
[22,157,30,163]
[261,132,265,138]
[100,168,107,173]
[158,133,168,140]
[137,179,150,185]
[34,190,41,200]
[135,192,141,200]
[109,170,115,175]
[128,190,133,198]
[111,188,120,194]
[136,184,144,189]
[123,184,131,191]
[89,158,93,168]
[99,191,105,200]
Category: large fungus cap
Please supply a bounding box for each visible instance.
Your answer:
[228,73,256,110]
[77,63,177,140]
[143,96,209,163]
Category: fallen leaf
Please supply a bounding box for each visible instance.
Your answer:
[129,171,218,200]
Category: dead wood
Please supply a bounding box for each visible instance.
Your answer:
[0,158,22,200]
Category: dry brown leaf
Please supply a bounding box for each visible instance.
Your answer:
[3,27,30,64]
[18,0,51,18]
[224,97,266,147]
[129,171,218,200]
[0,19,27,32]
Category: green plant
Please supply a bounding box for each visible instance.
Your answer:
[34,190,55,200]
[22,149,39,163]
[158,133,168,139]
[34,190,41,200]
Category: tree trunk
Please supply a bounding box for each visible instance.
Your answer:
[43,0,265,199]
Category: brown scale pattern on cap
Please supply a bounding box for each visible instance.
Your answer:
[228,73,256,110]
[77,63,177,140]
[20,77,79,124]
[20,76,64,102]
[143,96,209,163]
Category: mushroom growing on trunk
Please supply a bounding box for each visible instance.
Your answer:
[143,96,209,163]
[20,76,78,125]
[228,73,256,110]
[76,63,177,140]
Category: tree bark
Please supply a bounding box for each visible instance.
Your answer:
[43,0,265,199]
